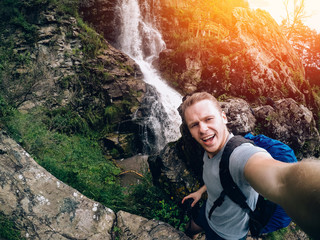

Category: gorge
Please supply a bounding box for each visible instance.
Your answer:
[0,0,319,239]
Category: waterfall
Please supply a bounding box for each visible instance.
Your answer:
[117,0,182,153]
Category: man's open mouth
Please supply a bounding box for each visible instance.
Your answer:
[202,134,216,142]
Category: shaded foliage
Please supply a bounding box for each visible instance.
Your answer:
[0,213,25,240]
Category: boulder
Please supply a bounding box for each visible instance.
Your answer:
[116,211,190,240]
[253,98,320,159]
[220,98,256,135]
[0,131,115,239]
[148,138,203,201]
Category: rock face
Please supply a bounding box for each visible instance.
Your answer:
[79,0,120,46]
[0,130,190,240]
[220,98,256,135]
[158,7,318,112]
[116,211,190,240]
[1,8,146,158]
[229,8,305,102]
[252,98,320,158]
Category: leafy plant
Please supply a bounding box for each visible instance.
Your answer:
[0,0,44,42]
[124,172,188,231]
[45,107,89,135]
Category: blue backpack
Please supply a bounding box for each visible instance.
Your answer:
[208,133,297,237]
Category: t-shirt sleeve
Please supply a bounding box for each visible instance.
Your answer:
[229,143,271,187]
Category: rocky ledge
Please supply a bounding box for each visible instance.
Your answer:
[0,131,189,240]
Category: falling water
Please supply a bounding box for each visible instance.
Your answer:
[117,0,182,153]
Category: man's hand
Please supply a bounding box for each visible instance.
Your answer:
[182,185,207,207]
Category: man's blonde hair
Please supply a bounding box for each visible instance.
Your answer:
[179,92,222,123]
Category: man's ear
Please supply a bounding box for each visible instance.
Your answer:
[222,111,228,124]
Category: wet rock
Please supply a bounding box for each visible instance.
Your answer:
[116,154,149,187]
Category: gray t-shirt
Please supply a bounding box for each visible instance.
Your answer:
[203,134,270,239]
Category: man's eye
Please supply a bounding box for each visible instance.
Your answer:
[190,123,198,128]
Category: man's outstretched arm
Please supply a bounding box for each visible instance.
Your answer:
[244,152,320,239]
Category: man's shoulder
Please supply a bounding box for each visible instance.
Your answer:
[229,141,269,171]
[232,142,267,159]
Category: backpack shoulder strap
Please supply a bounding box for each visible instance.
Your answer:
[219,135,254,213]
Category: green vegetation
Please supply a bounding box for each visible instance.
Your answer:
[124,172,188,231]
[264,227,289,240]
[0,0,317,238]
[0,104,187,233]
[3,108,125,209]
[0,0,39,41]
[0,213,25,240]
[77,17,107,57]
[0,0,186,225]
[158,1,253,98]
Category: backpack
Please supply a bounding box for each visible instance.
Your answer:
[208,133,297,237]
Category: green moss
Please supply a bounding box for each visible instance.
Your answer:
[259,96,267,104]
[248,88,257,95]
[102,105,119,133]
[217,93,230,101]
[264,227,288,240]
[289,67,304,87]
[59,75,73,89]
[53,0,78,16]
[77,17,107,58]
[0,213,25,240]
[265,112,278,122]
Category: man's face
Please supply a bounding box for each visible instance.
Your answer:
[184,99,229,158]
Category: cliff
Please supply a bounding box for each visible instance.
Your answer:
[0,0,319,239]
[0,6,147,158]
[157,6,320,114]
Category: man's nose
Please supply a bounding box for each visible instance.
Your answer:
[199,122,208,132]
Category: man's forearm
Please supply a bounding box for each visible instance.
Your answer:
[197,185,207,195]
[280,160,320,239]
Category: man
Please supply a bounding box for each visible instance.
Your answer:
[180,92,320,240]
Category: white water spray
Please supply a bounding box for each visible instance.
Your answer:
[117,0,182,152]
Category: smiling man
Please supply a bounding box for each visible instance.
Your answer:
[185,97,229,158]
[180,92,320,240]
